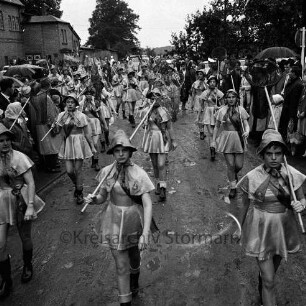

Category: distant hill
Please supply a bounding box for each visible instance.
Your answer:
[153,45,174,55]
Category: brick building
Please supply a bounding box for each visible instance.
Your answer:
[23,15,80,65]
[0,0,24,68]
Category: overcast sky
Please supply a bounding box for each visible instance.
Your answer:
[61,0,210,48]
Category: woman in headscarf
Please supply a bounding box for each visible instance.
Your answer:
[85,129,157,306]
[142,88,177,201]
[2,102,34,159]
[0,123,44,299]
[212,89,249,198]
[237,129,306,306]
[55,94,96,205]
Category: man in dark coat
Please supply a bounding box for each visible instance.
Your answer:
[279,66,303,139]
[0,78,14,116]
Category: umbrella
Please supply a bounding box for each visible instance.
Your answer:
[255,47,297,60]
[0,75,24,87]
[4,64,44,78]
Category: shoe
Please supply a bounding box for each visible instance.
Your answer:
[21,249,33,283]
[210,147,216,161]
[159,187,166,202]
[0,256,12,299]
[73,187,78,198]
[123,111,127,119]
[229,188,237,199]
[128,115,132,123]
[95,161,100,172]
[131,115,136,128]
[130,272,140,297]
[155,183,161,195]
[200,132,205,140]
[76,189,84,205]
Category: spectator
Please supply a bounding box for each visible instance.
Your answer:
[0,78,14,115]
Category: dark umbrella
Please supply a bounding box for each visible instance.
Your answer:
[4,64,44,78]
[255,47,297,60]
[0,75,24,87]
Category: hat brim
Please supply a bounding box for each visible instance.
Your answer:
[62,96,79,106]
[106,145,137,155]
[256,141,289,156]
[0,130,15,141]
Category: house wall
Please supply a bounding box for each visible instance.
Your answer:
[0,2,24,68]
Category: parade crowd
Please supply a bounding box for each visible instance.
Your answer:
[0,53,306,306]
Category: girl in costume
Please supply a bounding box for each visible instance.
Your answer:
[85,130,157,306]
[0,124,45,299]
[237,129,306,306]
[212,89,249,198]
[142,88,177,201]
[192,69,207,139]
[56,94,96,204]
[199,75,224,160]
[124,70,141,128]
[79,88,108,171]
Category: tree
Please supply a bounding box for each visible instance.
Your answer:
[87,0,140,57]
[21,0,63,18]
[171,0,303,60]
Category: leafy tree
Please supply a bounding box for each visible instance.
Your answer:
[87,0,140,57]
[171,0,303,60]
[21,0,62,18]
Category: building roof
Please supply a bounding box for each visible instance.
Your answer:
[25,15,81,41]
[0,0,24,6]
[26,15,70,25]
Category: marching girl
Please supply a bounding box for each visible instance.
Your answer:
[0,124,45,298]
[212,89,249,198]
[237,129,306,306]
[79,88,108,171]
[198,75,224,161]
[191,69,207,139]
[112,67,127,119]
[142,88,177,201]
[85,130,157,306]
[124,70,142,128]
[56,94,96,205]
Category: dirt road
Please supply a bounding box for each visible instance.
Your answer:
[3,111,306,306]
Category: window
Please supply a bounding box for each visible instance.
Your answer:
[12,16,16,30]
[0,11,4,30]
[8,16,12,30]
[16,17,20,31]
[64,29,67,43]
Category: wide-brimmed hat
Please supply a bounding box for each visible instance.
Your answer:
[207,75,218,84]
[0,123,15,140]
[257,129,289,155]
[107,130,137,155]
[196,69,206,75]
[62,93,79,106]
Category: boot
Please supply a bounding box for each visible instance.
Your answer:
[210,147,216,161]
[122,110,127,119]
[73,186,78,198]
[200,131,205,140]
[105,131,110,146]
[258,273,263,306]
[94,159,100,172]
[101,141,106,153]
[21,249,33,283]
[159,187,166,202]
[75,188,84,205]
[0,256,12,299]
[229,180,237,199]
[155,183,161,195]
[91,157,95,168]
[116,105,120,114]
[130,272,140,297]
[131,115,136,128]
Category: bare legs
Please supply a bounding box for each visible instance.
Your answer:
[257,255,282,306]
[149,153,167,200]
[65,159,84,204]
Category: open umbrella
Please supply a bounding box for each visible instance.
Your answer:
[255,47,297,60]
[4,64,44,78]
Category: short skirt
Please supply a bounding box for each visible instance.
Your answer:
[143,129,170,154]
[194,95,201,112]
[0,186,45,225]
[125,89,142,102]
[216,130,244,153]
[241,206,300,261]
[203,106,216,125]
[87,117,102,136]
[58,134,93,160]
[94,201,144,250]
